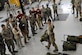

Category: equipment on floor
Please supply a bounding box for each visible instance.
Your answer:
[46,52,69,55]
[63,41,76,51]
[79,18,82,21]
[67,35,79,43]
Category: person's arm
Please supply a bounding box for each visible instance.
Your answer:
[39,10,42,16]
[16,15,19,18]
[17,27,21,33]
[12,28,20,36]
[53,25,55,29]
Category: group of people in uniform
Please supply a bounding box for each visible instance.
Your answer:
[0,0,60,55]
[71,0,81,18]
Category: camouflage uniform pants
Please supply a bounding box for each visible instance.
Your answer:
[54,10,58,19]
[47,33,58,50]
[0,44,6,55]
[5,39,15,53]
[76,6,81,17]
[72,4,75,14]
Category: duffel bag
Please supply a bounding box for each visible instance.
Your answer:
[67,35,79,43]
[40,30,49,42]
[63,41,76,51]
[46,52,69,55]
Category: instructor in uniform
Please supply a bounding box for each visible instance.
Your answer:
[46,19,58,52]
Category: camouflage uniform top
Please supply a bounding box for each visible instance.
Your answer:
[1,28,13,40]
[47,24,54,35]
[52,3,57,11]
[6,23,12,32]
[71,0,75,4]
[9,17,17,26]
[46,7,52,16]
[21,17,27,27]
[29,13,36,26]
[47,24,55,42]
[41,7,47,17]
[75,0,81,7]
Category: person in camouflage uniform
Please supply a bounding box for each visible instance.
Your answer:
[75,0,81,18]
[5,19,17,45]
[52,1,59,20]
[0,33,6,55]
[29,10,37,36]
[71,0,75,14]
[46,4,53,21]
[41,5,47,24]
[20,15,28,44]
[36,6,43,29]
[31,7,38,30]
[9,14,17,27]
[1,24,17,55]
[46,19,58,52]
[36,6,44,26]
[4,2,10,17]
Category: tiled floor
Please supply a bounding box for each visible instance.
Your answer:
[0,0,82,55]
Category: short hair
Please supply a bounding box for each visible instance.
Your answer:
[48,19,51,22]
[46,4,48,6]
[42,5,44,6]
[32,7,34,9]
[1,24,5,28]
[5,19,9,22]
[17,11,20,13]
[10,14,13,17]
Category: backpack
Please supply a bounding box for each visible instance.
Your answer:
[67,35,79,43]
[63,41,76,51]
[40,30,49,42]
